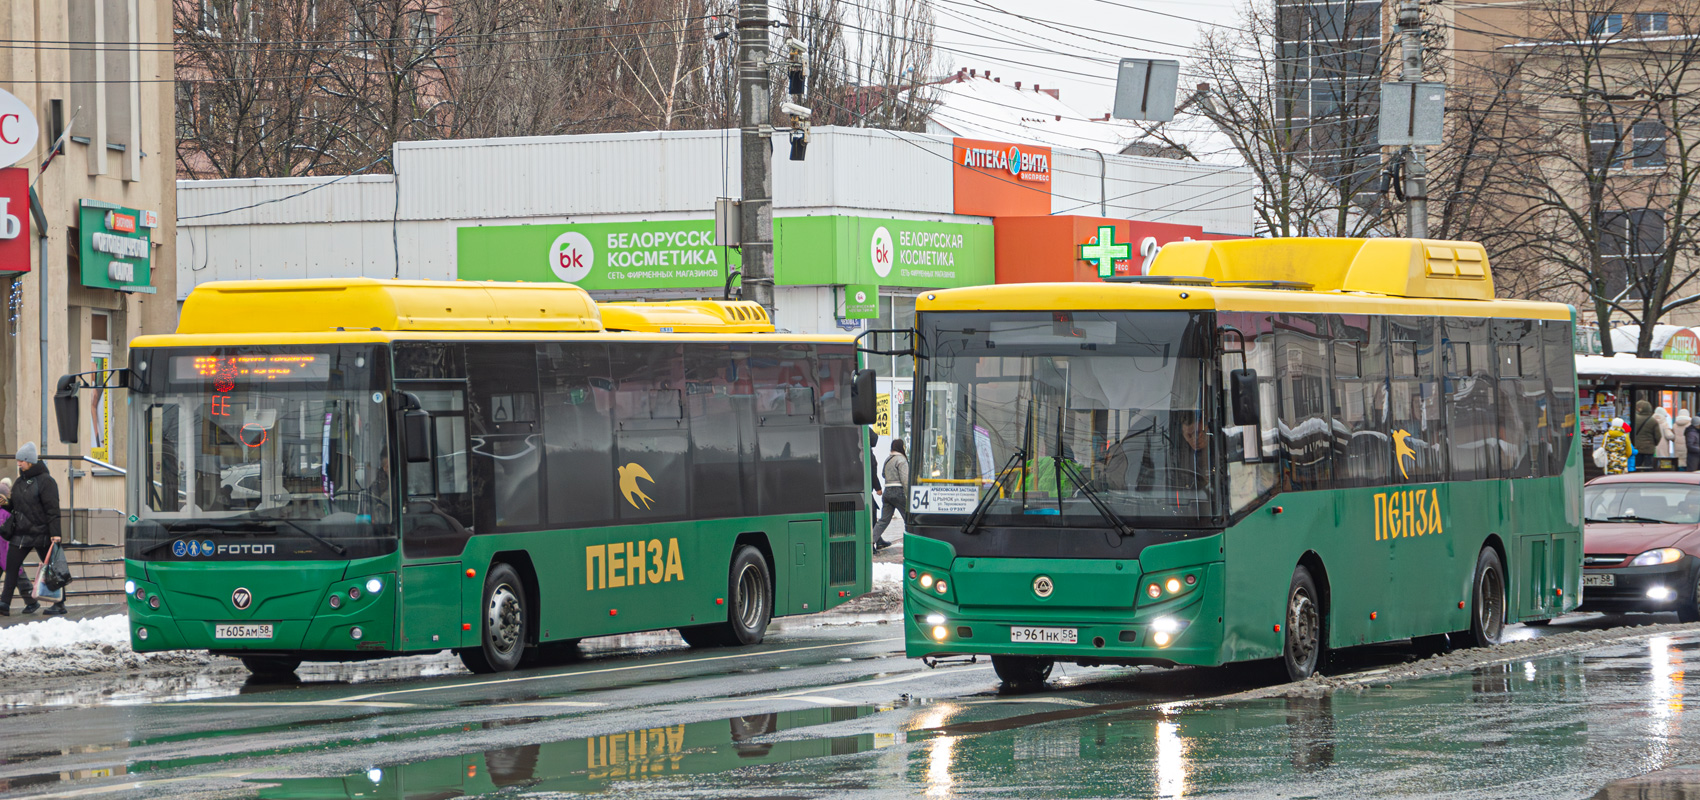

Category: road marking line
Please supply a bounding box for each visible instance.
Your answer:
[171,701,415,709]
[329,638,903,704]
[739,664,993,702]
[960,697,1096,707]
[495,700,606,708]
[778,696,860,706]
[34,769,264,798]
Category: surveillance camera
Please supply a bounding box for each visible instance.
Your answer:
[785,37,808,53]
[780,102,812,120]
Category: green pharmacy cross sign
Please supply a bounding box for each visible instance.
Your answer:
[1078,225,1133,277]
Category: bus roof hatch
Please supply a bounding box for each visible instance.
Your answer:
[1149,238,1495,301]
[177,278,604,334]
[599,300,775,333]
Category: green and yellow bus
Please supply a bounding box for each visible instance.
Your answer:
[893,238,1580,685]
[56,279,871,677]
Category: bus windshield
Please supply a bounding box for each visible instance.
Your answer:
[126,345,394,559]
[913,310,1220,527]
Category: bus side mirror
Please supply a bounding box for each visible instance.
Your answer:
[404,409,432,464]
[53,375,80,444]
[1230,369,1259,427]
[851,368,878,426]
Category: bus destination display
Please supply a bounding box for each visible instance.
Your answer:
[171,354,331,384]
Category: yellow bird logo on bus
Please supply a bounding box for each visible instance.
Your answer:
[619,463,657,510]
[1393,429,1416,480]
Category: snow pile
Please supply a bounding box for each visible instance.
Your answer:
[0,614,237,682]
[0,614,129,652]
[873,562,904,585]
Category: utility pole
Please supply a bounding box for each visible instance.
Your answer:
[737,0,775,316]
[1397,0,1429,239]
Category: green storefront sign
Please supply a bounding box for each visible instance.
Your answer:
[456,216,992,291]
[78,200,154,292]
[459,220,738,290]
[842,284,879,318]
[774,216,993,289]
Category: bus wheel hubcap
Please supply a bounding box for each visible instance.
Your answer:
[1289,590,1317,666]
[736,565,764,629]
[488,585,522,654]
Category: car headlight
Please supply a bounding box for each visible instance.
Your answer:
[1632,548,1685,566]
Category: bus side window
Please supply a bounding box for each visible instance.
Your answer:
[1221,311,1276,512]
[400,384,474,557]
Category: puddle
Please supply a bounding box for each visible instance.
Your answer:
[247,706,890,799]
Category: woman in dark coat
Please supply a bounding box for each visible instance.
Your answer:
[0,442,62,616]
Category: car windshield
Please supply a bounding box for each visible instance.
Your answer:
[912,310,1220,526]
[1585,483,1700,525]
[126,345,394,558]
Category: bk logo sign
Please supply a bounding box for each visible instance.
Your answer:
[548,231,595,283]
[870,226,894,278]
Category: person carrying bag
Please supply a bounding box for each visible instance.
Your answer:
[1,443,63,616]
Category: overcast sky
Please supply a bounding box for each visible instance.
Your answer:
[927,0,1244,117]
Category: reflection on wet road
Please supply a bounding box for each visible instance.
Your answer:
[5,612,1700,799]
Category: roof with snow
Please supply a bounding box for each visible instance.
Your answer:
[1577,353,1700,384]
[922,72,1242,167]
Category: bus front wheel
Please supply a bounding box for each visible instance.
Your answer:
[1454,548,1506,649]
[460,563,528,674]
[991,656,1054,691]
[680,545,773,648]
[1283,566,1326,682]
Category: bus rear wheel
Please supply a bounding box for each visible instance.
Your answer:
[239,656,301,681]
[1283,566,1325,682]
[1454,548,1506,649]
[680,545,772,648]
[460,563,527,674]
[991,656,1054,691]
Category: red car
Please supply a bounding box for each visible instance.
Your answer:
[1582,472,1700,621]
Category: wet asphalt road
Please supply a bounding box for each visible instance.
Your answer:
[2,612,1699,799]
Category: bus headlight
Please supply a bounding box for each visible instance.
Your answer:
[365,578,384,595]
[1151,616,1183,633]
[926,613,946,625]
[1154,631,1172,647]
[932,625,949,641]
[920,573,934,589]
[124,580,136,596]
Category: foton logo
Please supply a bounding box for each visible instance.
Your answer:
[548,231,595,283]
[961,144,1050,183]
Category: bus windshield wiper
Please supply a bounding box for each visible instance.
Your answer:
[961,448,1027,536]
[249,517,347,555]
[1056,458,1133,538]
[1607,514,1670,525]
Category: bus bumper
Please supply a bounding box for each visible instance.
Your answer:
[902,559,1227,668]
[125,561,399,655]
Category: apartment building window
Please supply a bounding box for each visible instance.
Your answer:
[1637,12,1668,32]
[199,0,220,31]
[412,11,437,44]
[1603,209,1666,299]
[175,84,194,138]
[1589,121,1623,169]
[1590,13,1623,35]
[1632,121,1667,168]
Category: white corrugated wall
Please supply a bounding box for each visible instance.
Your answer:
[177,127,1255,299]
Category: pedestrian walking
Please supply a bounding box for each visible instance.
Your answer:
[1633,400,1660,469]
[0,443,62,616]
[868,429,882,520]
[872,438,908,552]
[1677,410,1693,470]
[1686,411,1700,471]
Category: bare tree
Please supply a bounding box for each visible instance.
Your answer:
[1464,0,1700,355]
[174,0,349,178]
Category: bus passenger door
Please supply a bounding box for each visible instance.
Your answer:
[786,520,824,614]
[397,383,476,648]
